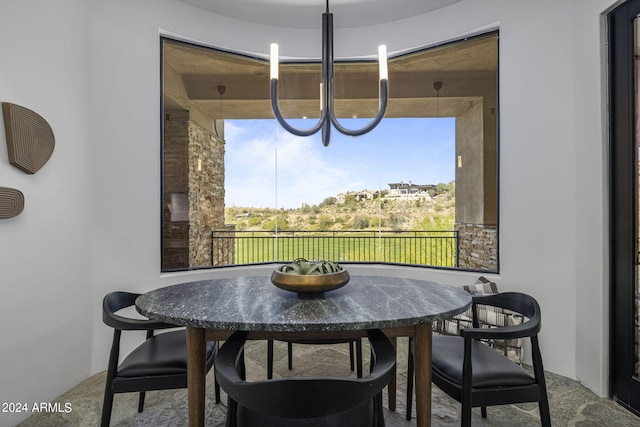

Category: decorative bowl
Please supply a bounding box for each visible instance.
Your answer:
[271,269,350,294]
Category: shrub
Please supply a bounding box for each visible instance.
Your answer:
[387,214,404,230]
[318,215,334,229]
[262,217,289,231]
[418,214,454,231]
[352,216,369,229]
[320,197,337,206]
[248,216,262,226]
[369,217,384,228]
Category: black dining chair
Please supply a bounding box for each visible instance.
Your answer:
[216,329,396,427]
[419,292,551,427]
[266,338,363,379]
[101,291,219,427]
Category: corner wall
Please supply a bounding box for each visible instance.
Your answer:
[0,1,92,425]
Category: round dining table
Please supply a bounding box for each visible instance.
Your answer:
[136,274,471,427]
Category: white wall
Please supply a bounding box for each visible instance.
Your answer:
[0,0,619,424]
[571,0,616,397]
[0,1,92,426]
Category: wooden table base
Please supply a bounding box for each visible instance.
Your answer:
[186,327,206,427]
[413,322,432,427]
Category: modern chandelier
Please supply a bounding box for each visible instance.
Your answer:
[269,0,388,147]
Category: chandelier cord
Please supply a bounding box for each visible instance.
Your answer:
[213,85,226,140]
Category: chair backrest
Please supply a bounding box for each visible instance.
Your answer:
[215,329,395,422]
[102,291,174,331]
[469,292,542,339]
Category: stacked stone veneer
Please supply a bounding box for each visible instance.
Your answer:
[456,223,497,271]
[163,112,189,270]
[163,112,234,270]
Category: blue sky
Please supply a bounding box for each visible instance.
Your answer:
[224,117,455,209]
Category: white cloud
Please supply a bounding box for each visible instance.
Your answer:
[225,123,355,208]
[274,133,353,208]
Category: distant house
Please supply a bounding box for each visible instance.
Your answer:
[337,189,378,203]
[385,181,434,200]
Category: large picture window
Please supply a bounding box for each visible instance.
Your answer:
[161,33,498,273]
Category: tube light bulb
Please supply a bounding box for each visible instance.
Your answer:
[378,45,388,81]
[270,43,279,80]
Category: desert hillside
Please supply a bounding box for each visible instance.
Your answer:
[224,188,455,232]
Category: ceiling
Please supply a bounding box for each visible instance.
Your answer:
[179,0,463,29]
[163,33,497,123]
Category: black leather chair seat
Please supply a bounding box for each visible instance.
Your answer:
[117,330,217,378]
[432,335,535,388]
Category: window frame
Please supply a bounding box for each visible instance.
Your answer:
[160,32,500,274]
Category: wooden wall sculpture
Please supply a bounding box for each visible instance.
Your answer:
[2,102,55,174]
[0,187,24,219]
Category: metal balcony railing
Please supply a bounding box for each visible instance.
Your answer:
[212,229,458,267]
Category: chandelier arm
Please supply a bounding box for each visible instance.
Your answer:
[321,119,331,147]
[329,79,388,136]
[270,78,327,137]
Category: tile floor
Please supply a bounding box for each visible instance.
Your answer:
[18,338,640,427]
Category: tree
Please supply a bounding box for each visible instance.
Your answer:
[343,194,357,206]
[435,181,456,198]
[320,197,337,206]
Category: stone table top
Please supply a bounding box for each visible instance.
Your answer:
[136,274,471,332]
